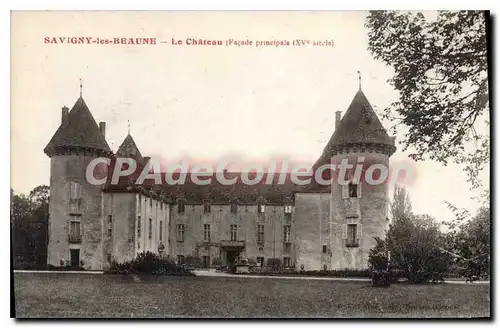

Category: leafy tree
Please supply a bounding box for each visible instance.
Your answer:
[385,214,452,283]
[366,11,489,188]
[391,185,412,220]
[11,186,50,269]
[443,204,490,278]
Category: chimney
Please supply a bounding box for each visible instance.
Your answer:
[61,106,69,126]
[335,111,342,129]
[390,136,396,146]
[144,156,151,163]
[99,122,106,137]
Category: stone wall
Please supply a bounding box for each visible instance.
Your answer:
[47,154,106,270]
[329,151,391,270]
[169,203,295,266]
[134,193,169,258]
[293,193,330,271]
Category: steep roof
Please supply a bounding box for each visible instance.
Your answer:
[116,133,144,163]
[103,156,300,204]
[329,90,393,146]
[44,97,111,156]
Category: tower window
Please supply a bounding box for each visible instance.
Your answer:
[322,245,327,253]
[347,224,358,246]
[137,216,141,237]
[148,219,152,239]
[349,182,357,198]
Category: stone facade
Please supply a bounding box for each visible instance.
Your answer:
[44,89,395,271]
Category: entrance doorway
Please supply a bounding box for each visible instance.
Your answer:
[70,249,80,268]
[226,250,240,273]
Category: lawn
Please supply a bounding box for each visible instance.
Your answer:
[13,272,490,318]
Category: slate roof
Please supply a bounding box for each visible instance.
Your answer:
[103,155,299,204]
[44,97,111,156]
[329,90,393,146]
[116,133,144,163]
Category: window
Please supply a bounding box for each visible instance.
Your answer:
[230,199,238,213]
[138,194,142,211]
[349,182,357,198]
[177,255,185,265]
[148,219,152,239]
[203,199,211,213]
[283,225,291,243]
[322,245,327,253]
[347,224,358,246]
[257,225,264,243]
[150,198,152,207]
[284,205,293,214]
[203,224,211,242]
[283,257,291,268]
[177,224,185,242]
[284,243,291,254]
[257,257,264,267]
[178,199,186,214]
[69,182,82,199]
[108,215,112,237]
[137,216,141,237]
[257,200,265,213]
[230,224,238,241]
[69,221,81,243]
[159,221,163,241]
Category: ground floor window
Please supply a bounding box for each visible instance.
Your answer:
[257,257,264,267]
[283,257,291,268]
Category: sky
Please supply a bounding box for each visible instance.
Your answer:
[11,11,489,222]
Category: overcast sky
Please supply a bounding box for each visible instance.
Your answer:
[11,11,489,222]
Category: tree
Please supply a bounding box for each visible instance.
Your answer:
[11,185,50,269]
[366,11,489,188]
[443,205,490,278]
[391,185,412,220]
[385,214,452,283]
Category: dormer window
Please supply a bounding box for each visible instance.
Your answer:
[230,199,238,214]
[178,198,186,214]
[203,199,211,214]
[257,199,265,213]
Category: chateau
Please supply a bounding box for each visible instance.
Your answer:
[44,87,396,271]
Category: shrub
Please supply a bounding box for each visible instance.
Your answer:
[106,251,194,276]
[211,257,222,267]
[371,270,391,287]
[266,258,282,269]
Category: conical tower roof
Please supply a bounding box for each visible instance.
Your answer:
[116,133,144,163]
[312,89,396,172]
[44,96,111,157]
[329,90,393,147]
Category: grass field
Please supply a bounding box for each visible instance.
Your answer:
[13,272,490,318]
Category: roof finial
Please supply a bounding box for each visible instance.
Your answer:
[79,78,83,97]
[357,71,361,91]
[127,119,130,135]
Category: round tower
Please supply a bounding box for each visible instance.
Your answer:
[325,90,396,270]
[44,96,112,270]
